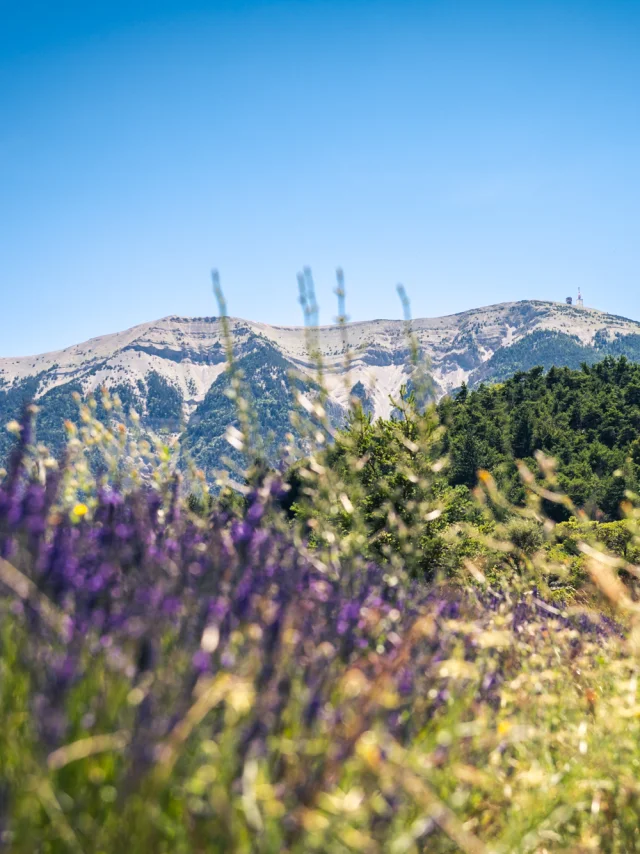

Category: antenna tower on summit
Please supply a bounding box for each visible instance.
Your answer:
[577,287,584,308]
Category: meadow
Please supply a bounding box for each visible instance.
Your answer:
[2,303,640,853]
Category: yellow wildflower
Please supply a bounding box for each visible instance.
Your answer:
[497,720,512,736]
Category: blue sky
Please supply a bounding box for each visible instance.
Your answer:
[2,0,640,356]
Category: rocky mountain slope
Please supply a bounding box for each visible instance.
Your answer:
[2,300,640,476]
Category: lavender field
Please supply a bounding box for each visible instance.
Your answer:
[1,376,640,854]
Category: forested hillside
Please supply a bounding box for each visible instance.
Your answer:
[466,329,640,387]
[441,356,640,519]
[183,340,344,474]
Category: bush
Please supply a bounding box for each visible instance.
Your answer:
[505,518,544,555]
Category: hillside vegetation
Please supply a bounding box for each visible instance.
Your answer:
[442,357,640,519]
[3,368,640,852]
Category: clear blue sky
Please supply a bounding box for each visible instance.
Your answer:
[2,0,640,356]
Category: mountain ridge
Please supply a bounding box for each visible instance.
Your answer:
[4,299,639,401]
[3,299,640,477]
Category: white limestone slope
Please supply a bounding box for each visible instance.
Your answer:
[2,301,639,420]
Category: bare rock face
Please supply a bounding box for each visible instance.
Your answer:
[2,300,640,474]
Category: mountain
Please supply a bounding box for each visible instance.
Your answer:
[2,300,640,476]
